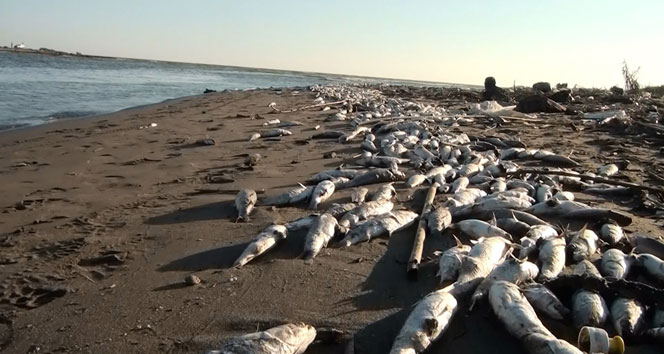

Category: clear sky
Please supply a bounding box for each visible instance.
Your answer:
[2,0,663,88]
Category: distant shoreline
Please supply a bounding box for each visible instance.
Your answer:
[0,46,113,59]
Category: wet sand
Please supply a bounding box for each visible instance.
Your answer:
[0,87,662,354]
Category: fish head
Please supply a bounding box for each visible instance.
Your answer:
[284,323,317,354]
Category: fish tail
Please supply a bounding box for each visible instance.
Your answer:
[300,250,316,264]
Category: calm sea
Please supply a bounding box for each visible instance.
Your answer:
[0,51,468,130]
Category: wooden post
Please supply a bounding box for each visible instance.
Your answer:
[407,182,438,280]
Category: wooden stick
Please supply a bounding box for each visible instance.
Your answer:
[407,182,438,280]
[507,168,664,195]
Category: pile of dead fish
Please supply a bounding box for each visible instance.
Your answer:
[207,84,664,354]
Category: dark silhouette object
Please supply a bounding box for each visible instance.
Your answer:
[203,88,216,94]
[532,82,552,93]
[482,77,511,102]
[515,95,565,113]
[548,89,572,103]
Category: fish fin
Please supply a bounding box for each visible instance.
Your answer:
[452,234,463,247]
[489,213,497,226]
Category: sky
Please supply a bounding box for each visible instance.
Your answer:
[2,0,663,88]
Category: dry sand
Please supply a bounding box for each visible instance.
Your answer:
[0,88,662,354]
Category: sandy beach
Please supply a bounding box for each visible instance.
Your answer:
[1,86,663,354]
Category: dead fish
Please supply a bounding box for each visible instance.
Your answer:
[285,214,318,232]
[500,147,525,160]
[312,131,345,139]
[561,208,632,226]
[507,180,536,195]
[337,210,418,247]
[350,187,369,203]
[446,188,487,208]
[527,199,590,217]
[338,126,370,143]
[427,207,452,239]
[406,174,427,188]
[522,283,570,320]
[489,281,554,340]
[450,219,512,240]
[302,214,338,264]
[389,289,458,354]
[438,241,471,283]
[490,178,507,193]
[261,128,293,138]
[598,163,619,177]
[635,253,664,282]
[208,322,316,354]
[360,139,379,152]
[537,236,566,282]
[358,155,408,169]
[451,177,469,193]
[470,258,539,309]
[572,290,609,328]
[629,235,664,258]
[234,225,288,268]
[610,297,645,337]
[340,168,406,189]
[235,189,258,222]
[249,132,261,142]
[456,237,513,285]
[536,185,553,203]
[568,227,599,262]
[599,222,623,245]
[439,145,452,161]
[325,202,357,218]
[413,145,436,160]
[533,150,555,159]
[310,169,364,183]
[522,332,583,354]
[601,248,632,280]
[540,154,580,167]
[458,163,482,177]
[493,217,531,239]
[552,191,575,201]
[469,195,533,211]
[309,180,335,209]
[571,259,602,278]
[338,200,394,230]
[263,184,314,206]
[370,183,396,202]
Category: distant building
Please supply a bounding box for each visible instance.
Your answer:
[14,43,26,49]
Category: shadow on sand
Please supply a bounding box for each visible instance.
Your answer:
[145,200,236,225]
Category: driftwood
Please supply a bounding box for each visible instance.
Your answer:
[507,168,664,195]
[407,182,438,280]
[544,275,664,309]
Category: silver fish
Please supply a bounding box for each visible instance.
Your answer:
[260,128,292,138]
[571,259,602,278]
[302,213,338,264]
[340,168,406,189]
[337,210,418,247]
[285,214,318,232]
[527,199,590,217]
[309,180,335,209]
[456,237,513,285]
[338,200,394,230]
[405,174,427,188]
[325,203,357,218]
[635,253,664,282]
[350,187,369,203]
[437,243,471,283]
[370,183,397,202]
[599,222,623,245]
[389,289,458,354]
[568,228,599,262]
[451,176,469,193]
[522,283,570,320]
[610,297,645,337]
[598,163,619,177]
[235,189,258,222]
[450,219,512,240]
[310,169,364,183]
[263,184,314,206]
[208,323,316,354]
[601,248,631,280]
[489,281,554,340]
[537,236,566,282]
[522,332,583,354]
[427,207,452,238]
[572,290,608,328]
[470,259,538,309]
[234,225,288,268]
